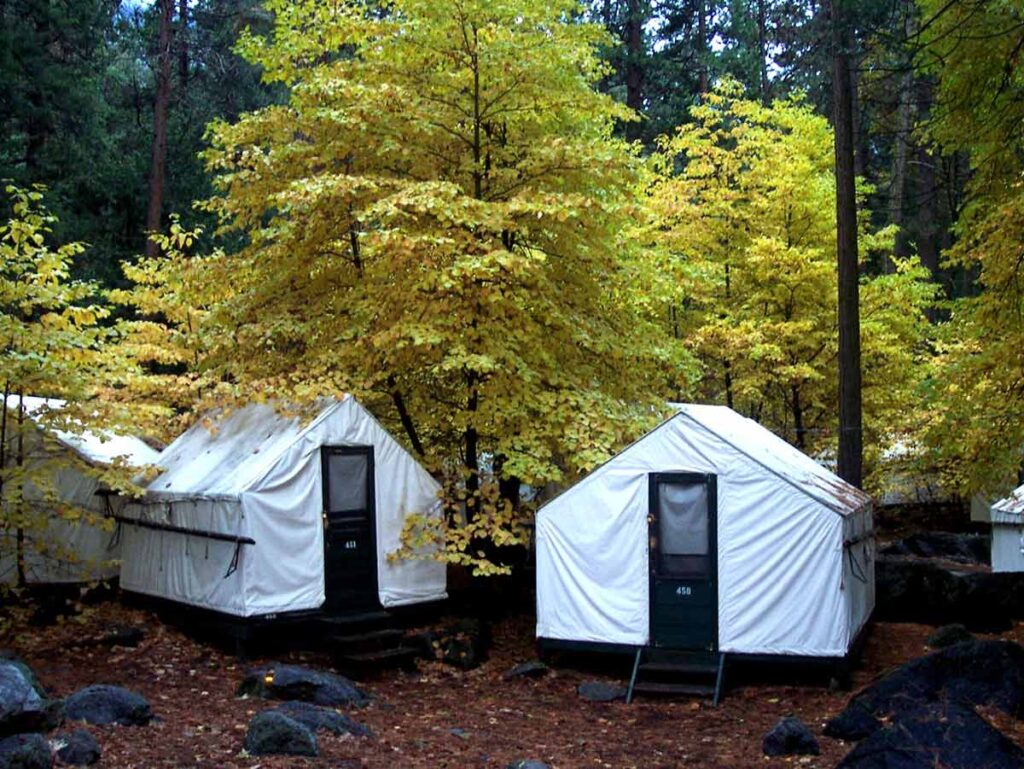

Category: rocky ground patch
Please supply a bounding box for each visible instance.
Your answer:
[1,600,1023,767]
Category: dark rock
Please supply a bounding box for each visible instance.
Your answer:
[0,733,52,769]
[926,624,975,649]
[824,704,882,741]
[508,762,550,769]
[440,619,489,671]
[404,630,441,661]
[503,661,549,681]
[243,711,317,757]
[53,730,99,766]
[881,532,990,565]
[832,639,1024,731]
[835,701,1024,769]
[237,664,368,708]
[266,702,371,737]
[407,620,491,671]
[28,595,78,629]
[96,626,143,649]
[762,716,820,757]
[63,685,151,726]
[449,728,470,740]
[0,661,62,736]
[576,681,626,703]
[875,555,1024,630]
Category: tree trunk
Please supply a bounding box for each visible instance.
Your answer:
[624,0,645,140]
[757,0,770,105]
[887,4,916,270]
[791,385,807,448]
[698,0,710,96]
[145,0,174,257]
[178,0,189,87]
[830,0,863,488]
[15,392,25,588]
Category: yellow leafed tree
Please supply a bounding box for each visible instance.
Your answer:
[0,186,141,586]
[645,84,935,491]
[120,0,692,573]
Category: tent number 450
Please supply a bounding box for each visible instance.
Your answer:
[675,586,692,597]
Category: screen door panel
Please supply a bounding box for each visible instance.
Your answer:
[649,473,717,651]
[657,482,710,578]
[321,446,377,612]
[326,453,368,515]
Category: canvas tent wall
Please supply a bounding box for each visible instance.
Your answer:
[536,404,874,658]
[0,395,159,585]
[118,396,446,618]
[991,487,1024,572]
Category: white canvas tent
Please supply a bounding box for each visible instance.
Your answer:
[1,395,160,585]
[991,486,1024,572]
[118,396,446,618]
[536,404,875,658]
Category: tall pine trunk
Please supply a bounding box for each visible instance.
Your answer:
[624,0,645,140]
[887,2,916,270]
[830,0,863,488]
[145,0,175,257]
[698,0,709,96]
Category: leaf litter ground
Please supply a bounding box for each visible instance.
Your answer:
[7,603,1024,768]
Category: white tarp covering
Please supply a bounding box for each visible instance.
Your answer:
[1,396,160,584]
[536,404,874,657]
[119,396,446,617]
[991,486,1024,572]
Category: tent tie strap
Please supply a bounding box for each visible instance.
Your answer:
[225,542,243,578]
[846,547,869,584]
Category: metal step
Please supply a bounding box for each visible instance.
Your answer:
[329,628,405,649]
[337,645,420,672]
[317,610,391,628]
[638,661,718,676]
[631,681,716,697]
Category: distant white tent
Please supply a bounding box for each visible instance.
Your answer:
[536,404,875,658]
[991,486,1024,572]
[1,395,159,585]
[118,396,446,618]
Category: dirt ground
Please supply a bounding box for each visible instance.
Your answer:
[6,602,1024,769]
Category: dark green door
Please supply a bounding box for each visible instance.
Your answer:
[649,473,717,651]
[321,446,378,612]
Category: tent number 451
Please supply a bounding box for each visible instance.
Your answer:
[675,586,692,597]
[345,540,357,549]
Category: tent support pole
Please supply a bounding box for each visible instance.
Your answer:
[111,515,255,546]
[713,652,727,707]
[626,646,643,704]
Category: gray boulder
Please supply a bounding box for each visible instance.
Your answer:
[0,661,61,736]
[504,661,549,681]
[0,733,52,769]
[762,716,820,756]
[875,556,1024,630]
[53,730,99,766]
[823,704,882,741]
[835,701,1024,769]
[880,532,990,565]
[576,681,626,702]
[63,686,151,727]
[237,664,368,708]
[926,624,975,649]
[266,701,372,737]
[832,639,1024,726]
[243,711,317,757]
[508,762,550,769]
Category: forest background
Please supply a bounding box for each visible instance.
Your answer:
[1,0,1022,574]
